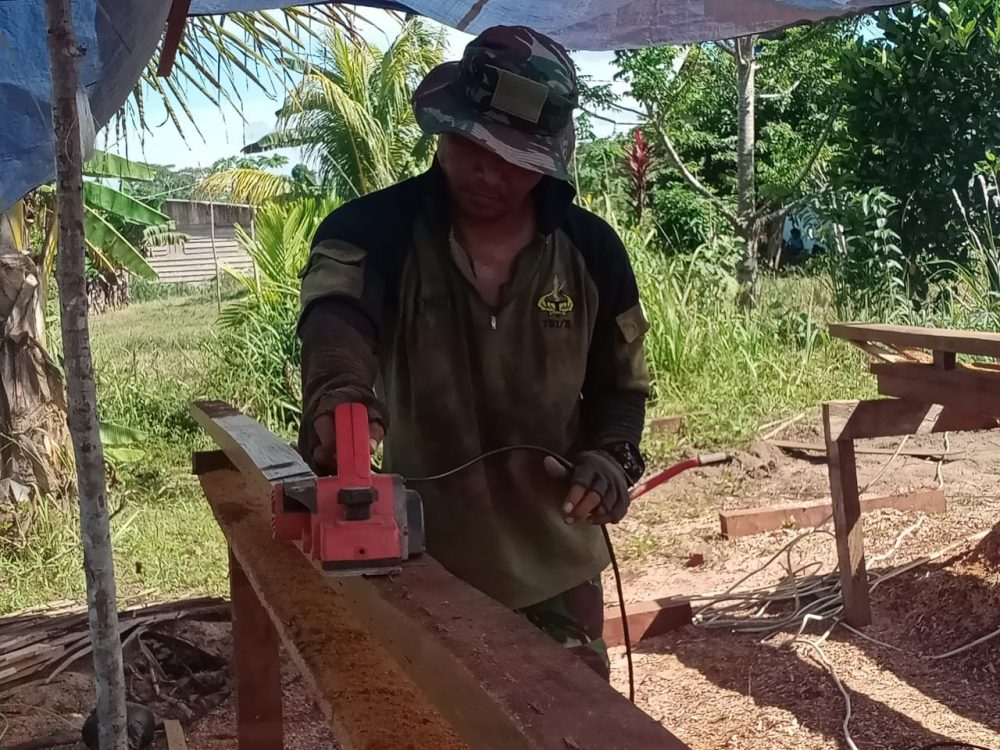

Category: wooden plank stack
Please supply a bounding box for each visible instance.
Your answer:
[0,597,227,694]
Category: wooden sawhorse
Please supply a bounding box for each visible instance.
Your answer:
[824,323,1000,626]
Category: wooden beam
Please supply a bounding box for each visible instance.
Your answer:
[195,403,691,750]
[163,720,188,750]
[202,470,465,750]
[157,0,193,77]
[648,415,684,437]
[825,399,939,442]
[230,549,282,750]
[830,322,1000,359]
[719,490,947,538]
[822,405,872,627]
[824,398,998,442]
[192,449,233,475]
[191,401,314,507]
[872,362,1000,417]
[603,599,692,648]
[934,350,957,370]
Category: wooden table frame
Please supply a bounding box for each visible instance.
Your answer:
[824,324,1000,626]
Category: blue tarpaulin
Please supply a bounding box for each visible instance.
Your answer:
[0,0,904,213]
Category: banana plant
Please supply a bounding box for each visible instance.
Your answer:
[9,151,179,296]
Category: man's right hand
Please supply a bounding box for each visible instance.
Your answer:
[311,413,385,473]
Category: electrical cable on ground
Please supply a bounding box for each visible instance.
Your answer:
[860,435,910,495]
[690,513,1000,750]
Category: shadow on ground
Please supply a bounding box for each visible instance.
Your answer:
[838,555,1000,738]
[640,626,970,749]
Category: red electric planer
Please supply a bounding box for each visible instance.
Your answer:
[272,403,424,576]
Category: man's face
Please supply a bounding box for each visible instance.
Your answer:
[437,133,543,220]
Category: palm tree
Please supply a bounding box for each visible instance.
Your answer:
[199,19,445,204]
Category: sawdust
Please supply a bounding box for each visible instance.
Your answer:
[604,421,1000,750]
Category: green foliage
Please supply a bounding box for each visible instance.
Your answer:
[649,182,729,252]
[125,6,357,143]
[614,24,850,230]
[210,196,339,432]
[237,19,444,201]
[948,161,1000,322]
[835,0,1000,284]
[17,152,170,288]
[816,187,916,320]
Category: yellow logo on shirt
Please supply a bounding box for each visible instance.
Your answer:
[537,276,574,316]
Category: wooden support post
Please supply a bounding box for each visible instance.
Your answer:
[822,404,871,627]
[45,1,128,747]
[230,548,283,750]
[209,202,222,313]
[156,0,193,77]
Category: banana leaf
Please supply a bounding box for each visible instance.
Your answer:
[85,151,157,182]
[100,422,146,446]
[83,208,158,281]
[83,182,169,226]
[2,200,27,252]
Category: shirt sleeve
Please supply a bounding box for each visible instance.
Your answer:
[296,192,410,463]
[298,211,387,336]
[575,215,651,448]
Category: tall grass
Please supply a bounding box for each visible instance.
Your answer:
[630,240,874,444]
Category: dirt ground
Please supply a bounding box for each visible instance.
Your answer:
[604,414,1000,749]
[3,414,999,749]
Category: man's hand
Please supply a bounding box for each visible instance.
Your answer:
[312,413,384,473]
[544,451,630,525]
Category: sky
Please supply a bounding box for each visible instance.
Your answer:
[107,9,633,173]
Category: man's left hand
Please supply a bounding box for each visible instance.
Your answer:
[544,451,630,525]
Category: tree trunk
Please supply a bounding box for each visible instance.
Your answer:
[45,0,128,748]
[0,248,70,504]
[765,208,788,270]
[735,35,759,309]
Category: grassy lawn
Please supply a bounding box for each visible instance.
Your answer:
[0,272,876,615]
[0,293,230,614]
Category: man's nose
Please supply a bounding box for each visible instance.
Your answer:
[472,160,501,186]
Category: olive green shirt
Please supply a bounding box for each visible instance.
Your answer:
[298,166,649,609]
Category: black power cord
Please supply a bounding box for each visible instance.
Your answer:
[407,444,637,703]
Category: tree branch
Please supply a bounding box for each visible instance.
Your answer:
[754,104,841,221]
[579,107,640,128]
[716,39,737,57]
[647,113,740,228]
[759,79,802,100]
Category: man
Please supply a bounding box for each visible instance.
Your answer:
[297,25,650,678]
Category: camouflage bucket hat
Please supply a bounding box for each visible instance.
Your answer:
[412,25,578,182]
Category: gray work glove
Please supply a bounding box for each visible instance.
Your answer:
[544,450,631,525]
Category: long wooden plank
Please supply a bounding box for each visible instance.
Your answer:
[202,470,467,750]
[825,398,999,442]
[603,599,692,648]
[830,322,1000,359]
[872,362,1000,417]
[191,401,314,506]
[823,405,872,627]
[163,720,188,750]
[196,405,691,750]
[719,489,947,538]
